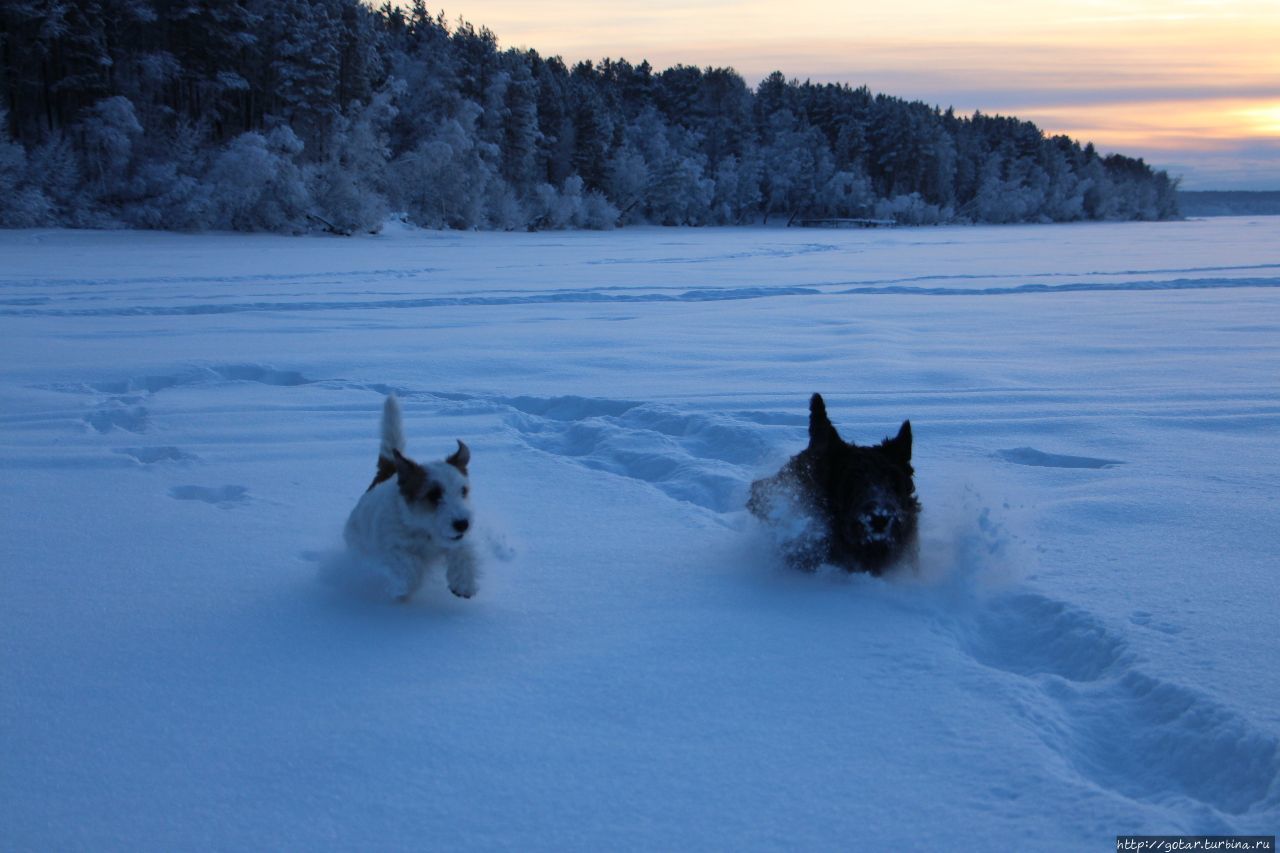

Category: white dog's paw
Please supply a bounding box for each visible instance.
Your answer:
[385,566,422,603]
[446,547,479,599]
[449,577,478,599]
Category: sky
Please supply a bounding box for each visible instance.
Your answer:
[430,0,1280,190]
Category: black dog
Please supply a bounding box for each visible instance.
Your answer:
[748,394,919,574]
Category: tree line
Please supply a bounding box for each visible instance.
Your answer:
[0,0,1180,232]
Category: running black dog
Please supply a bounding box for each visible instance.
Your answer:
[748,394,919,574]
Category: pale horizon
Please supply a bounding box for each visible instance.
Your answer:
[416,0,1280,190]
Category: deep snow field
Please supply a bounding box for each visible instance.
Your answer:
[2,217,1278,849]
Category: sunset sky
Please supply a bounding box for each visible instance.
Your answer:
[432,0,1280,189]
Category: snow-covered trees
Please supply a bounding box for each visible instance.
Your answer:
[80,97,144,204]
[208,127,310,232]
[0,0,1179,232]
[306,90,397,234]
[0,107,50,227]
[393,109,495,230]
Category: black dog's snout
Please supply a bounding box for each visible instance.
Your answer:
[869,513,890,533]
[863,502,895,522]
[452,518,470,534]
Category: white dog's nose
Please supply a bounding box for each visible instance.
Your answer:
[452,518,470,534]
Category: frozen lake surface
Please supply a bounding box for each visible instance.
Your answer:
[2,218,1278,849]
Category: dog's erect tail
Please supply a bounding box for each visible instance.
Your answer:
[366,394,406,492]
[380,394,406,460]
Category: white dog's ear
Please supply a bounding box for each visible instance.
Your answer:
[392,448,415,478]
[392,448,426,495]
[446,440,470,475]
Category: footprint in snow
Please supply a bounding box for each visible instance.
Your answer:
[503,394,772,513]
[1129,610,1184,634]
[996,447,1123,469]
[955,591,1277,815]
[116,446,197,464]
[85,401,149,434]
[169,485,249,507]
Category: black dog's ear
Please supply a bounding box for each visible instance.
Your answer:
[882,420,912,466]
[446,440,470,475]
[808,393,842,452]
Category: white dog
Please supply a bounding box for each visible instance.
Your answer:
[344,395,478,602]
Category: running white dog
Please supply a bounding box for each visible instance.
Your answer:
[344,395,478,602]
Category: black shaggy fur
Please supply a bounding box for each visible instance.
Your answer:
[748,394,920,574]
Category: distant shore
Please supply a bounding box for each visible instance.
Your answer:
[1178,190,1280,217]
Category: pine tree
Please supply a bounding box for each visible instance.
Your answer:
[0,0,1180,231]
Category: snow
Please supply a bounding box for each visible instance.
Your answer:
[2,218,1278,849]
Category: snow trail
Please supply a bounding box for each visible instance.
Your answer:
[3,220,1278,847]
